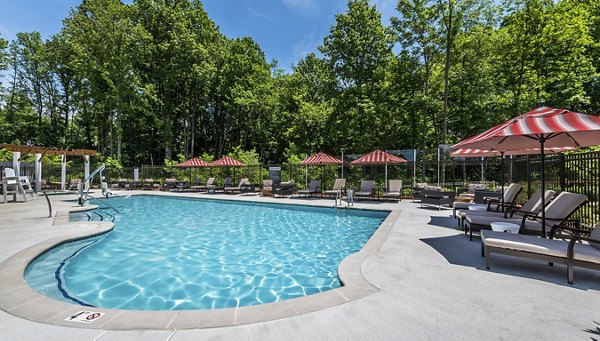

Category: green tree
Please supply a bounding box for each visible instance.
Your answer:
[319,0,394,152]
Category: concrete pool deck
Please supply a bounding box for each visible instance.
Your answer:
[0,191,599,340]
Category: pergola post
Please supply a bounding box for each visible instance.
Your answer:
[61,154,67,191]
[84,155,90,191]
[12,152,20,176]
[35,153,42,192]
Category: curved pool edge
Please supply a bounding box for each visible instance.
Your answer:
[0,194,400,330]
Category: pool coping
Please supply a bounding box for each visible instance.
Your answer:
[0,193,400,330]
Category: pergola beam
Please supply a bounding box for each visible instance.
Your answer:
[0,144,97,157]
[1,144,97,192]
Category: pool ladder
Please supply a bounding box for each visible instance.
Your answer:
[334,189,353,209]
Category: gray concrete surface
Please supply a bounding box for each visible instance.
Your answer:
[0,191,599,340]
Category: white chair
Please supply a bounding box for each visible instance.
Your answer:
[2,168,33,203]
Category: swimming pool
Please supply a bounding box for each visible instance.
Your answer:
[25,196,388,311]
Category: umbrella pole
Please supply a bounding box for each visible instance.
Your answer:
[385,163,388,191]
[305,165,308,189]
[500,152,505,211]
[341,151,344,179]
[540,138,547,237]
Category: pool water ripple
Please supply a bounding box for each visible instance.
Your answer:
[25,196,388,310]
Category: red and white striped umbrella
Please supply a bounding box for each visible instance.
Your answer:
[451,107,600,236]
[451,146,576,158]
[350,149,408,165]
[209,156,246,167]
[300,152,342,165]
[175,157,210,168]
[351,150,408,189]
[452,107,600,151]
[300,152,342,188]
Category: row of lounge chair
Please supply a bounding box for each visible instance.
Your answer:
[452,183,599,284]
[296,179,403,201]
[158,177,403,201]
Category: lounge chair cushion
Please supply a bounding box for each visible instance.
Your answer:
[453,202,471,210]
[574,242,600,264]
[482,230,600,264]
[326,179,346,192]
[481,231,567,258]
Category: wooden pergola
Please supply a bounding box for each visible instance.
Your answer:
[0,144,97,192]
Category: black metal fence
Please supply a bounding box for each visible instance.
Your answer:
[3,150,598,225]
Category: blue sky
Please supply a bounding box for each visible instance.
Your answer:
[0,0,396,72]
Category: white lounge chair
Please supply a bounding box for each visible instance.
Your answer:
[190,177,215,192]
[324,179,346,197]
[482,183,523,212]
[459,189,555,230]
[355,180,375,201]
[382,180,402,202]
[465,191,588,240]
[481,224,600,284]
[224,178,250,194]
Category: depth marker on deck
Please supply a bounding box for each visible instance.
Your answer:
[65,311,105,323]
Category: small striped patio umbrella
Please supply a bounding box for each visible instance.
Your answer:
[209,156,246,182]
[175,157,210,168]
[175,157,210,183]
[208,156,246,167]
[351,150,408,189]
[300,152,343,188]
[451,107,600,235]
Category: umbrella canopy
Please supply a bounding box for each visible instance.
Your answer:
[351,150,408,189]
[300,152,343,188]
[301,152,342,165]
[451,147,576,158]
[453,107,600,151]
[175,157,210,168]
[209,156,246,167]
[350,149,408,165]
[451,107,600,236]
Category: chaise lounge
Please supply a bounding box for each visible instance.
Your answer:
[465,191,588,240]
[481,224,600,284]
[190,177,215,192]
[453,190,502,219]
[459,189,555,230]
[382,180,402,202]
[323,179,346,198]
[297,180,321,197]
[224,178,250,194]
[354,180,375,201]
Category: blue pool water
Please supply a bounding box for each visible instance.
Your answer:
[25,196,388,310]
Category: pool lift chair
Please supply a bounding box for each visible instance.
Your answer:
[78,164,119,213]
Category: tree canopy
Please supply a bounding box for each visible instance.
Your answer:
[0,0,598,166]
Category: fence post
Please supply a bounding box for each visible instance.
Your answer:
[526,155,531,198]
[559,153,566,192]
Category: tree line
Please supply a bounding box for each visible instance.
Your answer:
[0,0,598,167]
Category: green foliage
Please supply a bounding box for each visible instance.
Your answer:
[228,146,260,165]
[0,148,12,162]
[0,0,598,167]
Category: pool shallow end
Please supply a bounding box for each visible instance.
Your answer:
[0,193,400,330]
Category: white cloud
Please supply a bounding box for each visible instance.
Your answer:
[244,0,276,20]
[291,32,322,63]
[282,0,317,14]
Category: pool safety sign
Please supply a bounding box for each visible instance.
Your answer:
[65,311,105,323]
